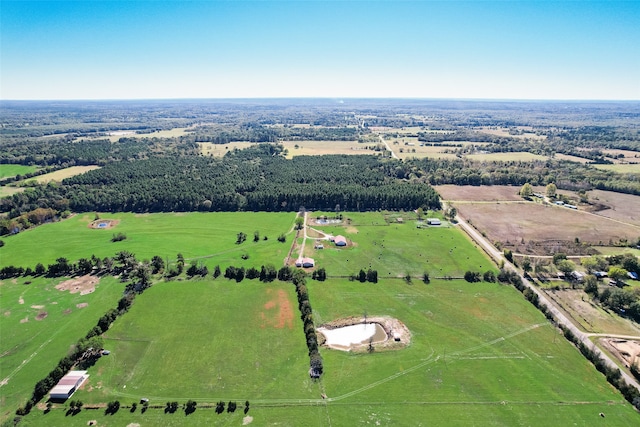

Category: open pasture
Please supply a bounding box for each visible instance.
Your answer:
[587,189,640,227]
[199,141,254,156]
[0,164,38,179]
[308,279,638,424]
[306,212,494,278]
[281,140,375,158]
[555,153,593,163]
[0,275,125,418]
[466,151,548,162]
[455,202,640,254]
[26,279,640,426]
[0,186,25,197]
[74,280,314,402]
[602,149,640,163]
[479,126,546,140]
[543,288,640,336]
[1,212,296,270]
[20,166,101,184]
[435,184,523,201]
[593,163,640,174]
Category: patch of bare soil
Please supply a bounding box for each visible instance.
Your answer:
[35,311,48,321]
[18,296,24,304]
[243,416,254,425]
[259,289,294,329]
[31,305,44,309]
[126,423,140,427]
[63,309,72,315]
[88,219,120,229]
[600,339,640,369]
[76,302,89,309]
[56,275,99,295]
[3,311,10,317]
[20,317,28,323]
[319,316,411,352]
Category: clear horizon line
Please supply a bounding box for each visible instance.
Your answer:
[2,96,639,103]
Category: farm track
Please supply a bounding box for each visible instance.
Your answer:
[108,323,550,405]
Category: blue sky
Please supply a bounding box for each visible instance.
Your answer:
[1,1,639,100]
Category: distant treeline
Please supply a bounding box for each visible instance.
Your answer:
[0,145,440,233]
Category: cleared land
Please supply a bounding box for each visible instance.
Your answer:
[555,153,592,164]
[466,152,549,162]
[587,189,640,228]
[544,288,640,336]
[281,140,377,158]
[436,184,523,201]
[1,212,295,269]
[199,141,254,156]
[5,212,640,425]
[0,276,125,418]
[302,211,493,278]
[0,186,25,197]
[30,279,640,426]
[593,164,640,174]
[22,166,101,184]
[0,164,38,179]
[455,202,640,255]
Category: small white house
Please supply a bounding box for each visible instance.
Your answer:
[427,218,441,226]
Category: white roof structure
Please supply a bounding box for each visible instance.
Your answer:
[49,370,88,400]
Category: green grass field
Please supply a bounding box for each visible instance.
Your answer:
[1,212,297,270]
[0,164,38,179]
[0,275,125,419]
[307,212,491,278]
[18,279,640,426]
[466,152,549,162]
[593,163,640,174]
[4,212,640,425]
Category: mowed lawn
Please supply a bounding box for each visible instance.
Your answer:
[0,276,125,419]
[310,279,639,425]
[1,212,296,269]
[74,280,316,402]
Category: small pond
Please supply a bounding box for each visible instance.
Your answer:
[318,322,387,350]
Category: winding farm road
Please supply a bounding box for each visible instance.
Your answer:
[453,211,640,392]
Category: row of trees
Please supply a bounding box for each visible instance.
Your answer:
[292,272,324,378]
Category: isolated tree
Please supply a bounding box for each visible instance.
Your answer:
[447,207,457,221]
[422,271,430,284]
[519,182,534,198]
[416,207,424,220]
[522,256,532,274]
[253,230,260,242]
[545,183,557,198]
[236,232,247,244]
[185,400,197,415]
[295,216,304,230]
[581,256,599,274]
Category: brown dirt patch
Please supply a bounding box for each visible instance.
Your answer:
[18,296,24,304]
[76,302,89,309]
[243,415,254,425]
[259,288,294,329]
[30,305,44,309]
[35,311,47,321]
[55,275,99,294]
[3,311,10,317]
[345,226,358,234]
[587,189,640,227]
[88,219,120,229]
[456,202,640,256]
[318,315,411,352]
[435,185,523,201]
[601,339,640,369]
[63,309,72,315]
[20,317,28,323]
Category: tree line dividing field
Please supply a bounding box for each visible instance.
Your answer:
[2,211,640,425]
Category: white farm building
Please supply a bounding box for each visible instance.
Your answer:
[49,370,89,400]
